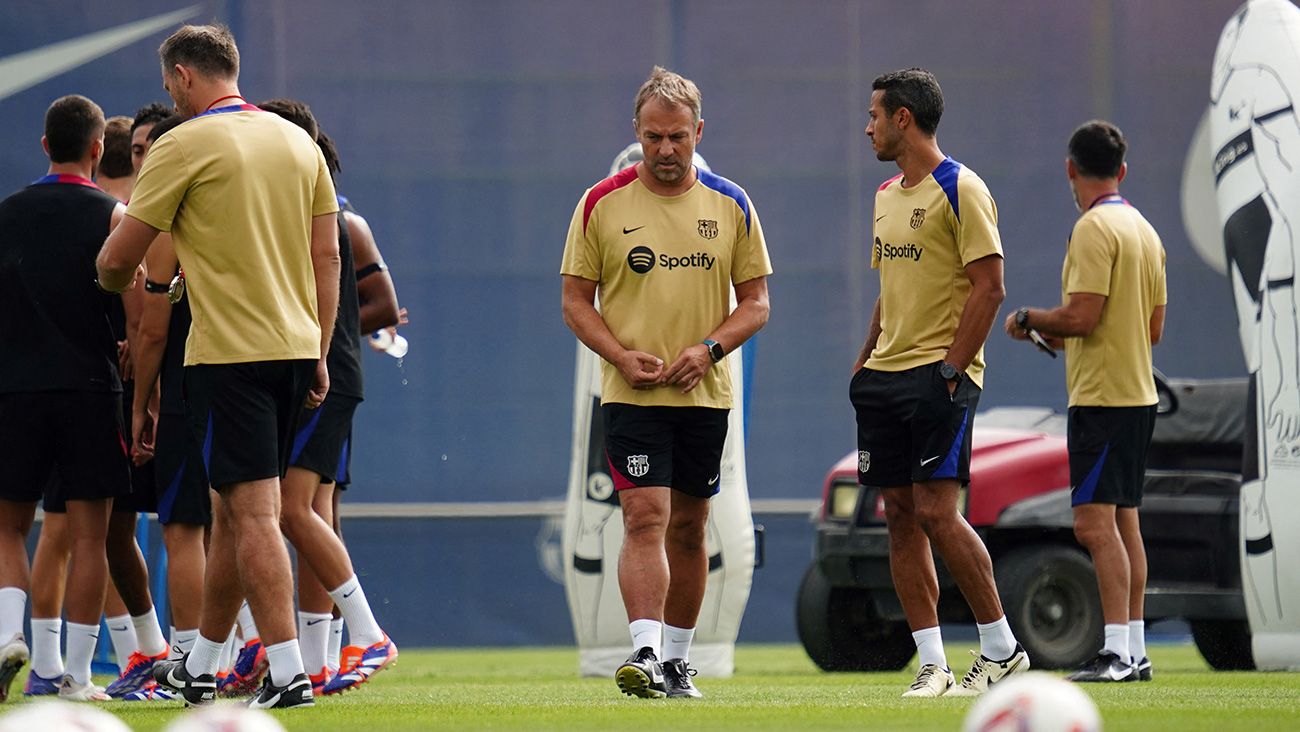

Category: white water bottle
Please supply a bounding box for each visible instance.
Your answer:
[370,330,408,358]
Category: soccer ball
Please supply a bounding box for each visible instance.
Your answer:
[962,672,1102,732]
[0,700,132,732]
[607,142,711,176]
[163,703,287,732]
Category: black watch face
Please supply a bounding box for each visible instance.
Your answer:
[710,343,724,362]
[940,363,957,380]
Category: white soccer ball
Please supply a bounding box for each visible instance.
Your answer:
[962,671,1103,732]
[163,703,287,732]
[607,142,711,176]
[0,700,132,732]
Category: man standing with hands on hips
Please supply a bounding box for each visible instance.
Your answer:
[852,67,1027,698]
[560,66,771,700]
[1006,120,1166,683]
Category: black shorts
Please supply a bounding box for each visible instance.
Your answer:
[290,394,359,484]
[153,412,212,526]
[0,392,131,505]
[115,380,158,514]
[850,362,980,487]
[602,403,729,499]
[184,360,315,490]
[1068,404,1157,508]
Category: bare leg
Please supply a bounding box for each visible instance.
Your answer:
[1116,508,1146,622]
[281,467,356,594]
[616,487,670,621]
[912,479,1004,623]
[63,500,112,626]
[290,474,337,615]
[1073,504,1129,625]
[663,492,709,629]
[105,511,153,615]
[29,512,68,618]
[163,523,207,631]
[881,486,940,630]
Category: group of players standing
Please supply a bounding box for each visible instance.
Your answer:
[563,66,1166,698]
[0,24,404,709]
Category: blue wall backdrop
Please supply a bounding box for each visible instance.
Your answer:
[0,1,1249,646]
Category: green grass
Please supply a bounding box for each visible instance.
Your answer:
[5,643,1298,731]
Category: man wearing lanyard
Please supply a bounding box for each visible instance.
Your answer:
[96,24,340,709]
[0,95,132,702]
[1005,120,1167,683]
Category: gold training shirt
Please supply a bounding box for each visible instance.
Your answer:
[126,106,338,366]
[1061,199,1167,407]
[867,158,1003,388]
[560,165,773,408]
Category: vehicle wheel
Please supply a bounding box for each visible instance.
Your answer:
[796,563,914,671]
[1190,619,1255,670]
[996,546,1102,670]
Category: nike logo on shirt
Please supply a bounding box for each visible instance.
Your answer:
[622,225,645,234]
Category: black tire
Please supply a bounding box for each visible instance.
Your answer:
[796,563,915,672]
[1190,619,1255,670]
[995,546,1103,670]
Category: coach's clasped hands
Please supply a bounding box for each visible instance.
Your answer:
[618,343,713,394]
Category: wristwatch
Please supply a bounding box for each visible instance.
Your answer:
[703,339,725,363]
[939,362,962,382]
[1015,306,1030,330]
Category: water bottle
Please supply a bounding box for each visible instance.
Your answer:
[370,330,408,358]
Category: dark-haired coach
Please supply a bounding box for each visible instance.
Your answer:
[1005,120,1166,683]
[96,23,339,710]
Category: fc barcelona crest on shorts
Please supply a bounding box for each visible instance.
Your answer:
[627,454,650,478]
[698,219,719,239]
[910,208,926,229]
[858,450,871,473]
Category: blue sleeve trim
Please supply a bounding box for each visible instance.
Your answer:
[697,168,751,234]
[933,157,962,223]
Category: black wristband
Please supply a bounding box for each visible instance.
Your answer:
[355,262,388,282]
[144,279,171,294]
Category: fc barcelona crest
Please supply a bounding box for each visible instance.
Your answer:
[698,219,719,239]
[910,208,926,229]
[627,454,650,478]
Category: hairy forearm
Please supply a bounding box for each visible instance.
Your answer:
[707,291,770,354]
[1025,306,1093,339]
[562,296,627,364]
[946,283,1004,371]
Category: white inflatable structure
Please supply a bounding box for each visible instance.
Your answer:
[1205,0,1300,671]
[561,145,757,677]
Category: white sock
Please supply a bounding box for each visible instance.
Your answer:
[64,621,100,685]
[662,624,695,662]
[170,627,199,660]
[265,639,305,687]
[976,616,1017,661]
[327,618,344,673]
[1129,620,1147,663]
[218,626,237,671]
[237,602,259,641]
[628,618,662,658]
[0,587,25,640]
[105,613,138,667]
[298,611,332,674]
[30,617,64,678]
[131,608,168,657]
[912,626,947,668]
[1104,623,1130,661]
[327,576,384,647]
[185,634,225,678]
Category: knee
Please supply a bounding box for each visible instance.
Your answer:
[1073,517,1114,551]
[622,505,668,541]
[911,503,953,537]
[666,516,706,553]
[881,494,914,531]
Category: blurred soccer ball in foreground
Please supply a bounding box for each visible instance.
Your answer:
[163,703,288,732]
[0,700,132,732]
[962,671,1102,732]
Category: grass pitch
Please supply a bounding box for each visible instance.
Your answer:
[5,643,1298,731]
